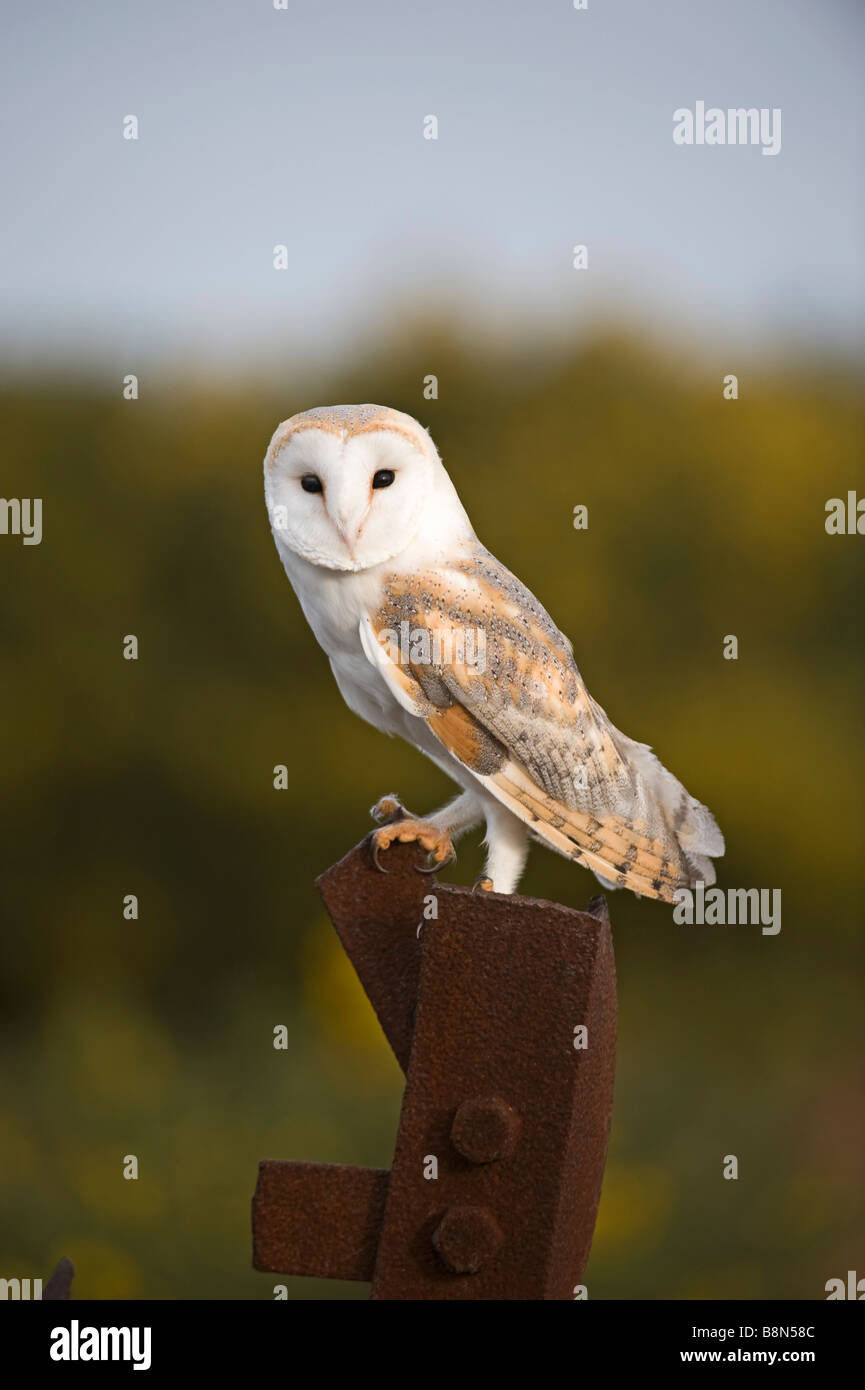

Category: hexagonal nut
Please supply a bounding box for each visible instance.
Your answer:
[450,1095,520,1164]
[431,1204,505,1274]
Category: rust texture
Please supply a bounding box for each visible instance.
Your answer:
[252,831,617,1300]
[319,835,428,1072]
[252,1161,388,1282]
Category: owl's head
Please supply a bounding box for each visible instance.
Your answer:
[264,404,469,572]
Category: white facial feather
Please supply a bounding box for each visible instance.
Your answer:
[263,403,471,573]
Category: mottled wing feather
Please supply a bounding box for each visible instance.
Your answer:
[363,546,717,902]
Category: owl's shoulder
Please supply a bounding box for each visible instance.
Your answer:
[377,543,576,665]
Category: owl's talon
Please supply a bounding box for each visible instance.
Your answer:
[370,794,409,824]
[417,845,456,874]
[370,838,389,873]
[473,876,494,893]
[370,819,455,874]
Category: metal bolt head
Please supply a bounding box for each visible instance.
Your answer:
[450,1095,519,1164]
[431,1204,504,1274]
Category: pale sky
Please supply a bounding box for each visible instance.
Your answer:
[1,0,862,372]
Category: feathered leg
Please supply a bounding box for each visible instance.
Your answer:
[478,798,530,894]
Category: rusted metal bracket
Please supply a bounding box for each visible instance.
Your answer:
[252,831,617,1299]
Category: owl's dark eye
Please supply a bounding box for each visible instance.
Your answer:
[300,474,323,493]
[372,469,395,489]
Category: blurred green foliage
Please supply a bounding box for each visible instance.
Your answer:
[0,327,863,1299]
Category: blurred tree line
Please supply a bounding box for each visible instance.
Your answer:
[0,326,862,1298]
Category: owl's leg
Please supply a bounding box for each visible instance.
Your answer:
[477,800,531,894]
[369,791,482,873]
[425,790,484,841]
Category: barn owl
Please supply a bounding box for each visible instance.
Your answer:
[263,404,724,901]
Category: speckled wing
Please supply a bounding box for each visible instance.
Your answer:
[361,546,723,902]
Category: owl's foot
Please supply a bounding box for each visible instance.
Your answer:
[472,876,494,893]
[370,819,456,874]
[369,794,412,824]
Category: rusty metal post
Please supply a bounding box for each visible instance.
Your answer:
[252,832,617,1299]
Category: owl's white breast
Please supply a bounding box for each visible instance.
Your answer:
[273,531,482,790]
[272,536,404,733]
[276,539,378,654]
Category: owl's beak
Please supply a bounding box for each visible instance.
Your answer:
[334,519,357,557]
[332,500,370,558]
